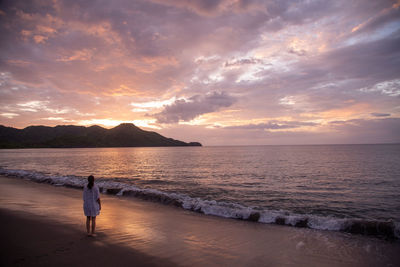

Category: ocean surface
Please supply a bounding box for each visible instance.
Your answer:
[1,144,399,238]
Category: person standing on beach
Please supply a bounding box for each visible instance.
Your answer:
[83,175,101,236]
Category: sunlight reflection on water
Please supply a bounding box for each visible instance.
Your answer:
[0,145,399,221]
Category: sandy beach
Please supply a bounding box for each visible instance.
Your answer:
[0,208,174,267]
[1,176,399,267]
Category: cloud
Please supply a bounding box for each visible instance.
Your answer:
[149,0,266,16]
[351,1,400,35]
[159,118,400,145]
[327,118,400,144]
[224,121,318,130]
[371,112,391,117]
[0,113,19,119]
[288,48,307,56]
[154,91,236,123]
[359,79,400,96]
[0,0,399,144]
[17,100,50,112]
[322,34,400,80]
[224,58,264,67]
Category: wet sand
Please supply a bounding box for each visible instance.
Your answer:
[0,209,174,267]
[0,176,399,266]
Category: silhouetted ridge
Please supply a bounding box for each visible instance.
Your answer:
[0,123,202,148]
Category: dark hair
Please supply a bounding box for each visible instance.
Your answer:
[87,175,94,189]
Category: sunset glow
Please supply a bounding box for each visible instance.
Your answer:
[0,0,399,145]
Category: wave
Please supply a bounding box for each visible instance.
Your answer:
[1,167,398,240]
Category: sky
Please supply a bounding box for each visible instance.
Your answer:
[0,0,399,145]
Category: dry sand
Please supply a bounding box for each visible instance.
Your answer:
[0,176,399,266]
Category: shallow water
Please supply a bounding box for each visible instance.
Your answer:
[0,144,399,237]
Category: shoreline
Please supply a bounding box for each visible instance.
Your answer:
[1,168,398,240]
[1,176,399,266]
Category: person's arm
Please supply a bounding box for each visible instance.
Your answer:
[96,187,101,210]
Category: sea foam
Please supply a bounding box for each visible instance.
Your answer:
[1,167,398,239]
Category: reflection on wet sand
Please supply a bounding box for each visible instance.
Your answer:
[0,177,399,266]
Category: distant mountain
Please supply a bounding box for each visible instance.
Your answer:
[0,123,202,148]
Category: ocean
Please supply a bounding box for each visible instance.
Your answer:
[1,144,399,238]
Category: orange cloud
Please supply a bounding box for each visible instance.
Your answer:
[57,49,94,62]
[17,12,62,44]
[302,103,371,121]
[33,35,47,44]
[138,56,180,73]
[106,84,140,97]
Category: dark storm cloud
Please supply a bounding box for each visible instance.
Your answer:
[154,92,236,123]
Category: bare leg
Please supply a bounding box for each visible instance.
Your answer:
[91,216,96,235]
[86,216,91,235]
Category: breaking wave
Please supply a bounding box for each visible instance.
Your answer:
[1,168,398,240]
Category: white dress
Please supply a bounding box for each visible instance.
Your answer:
[83,184,100,217]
